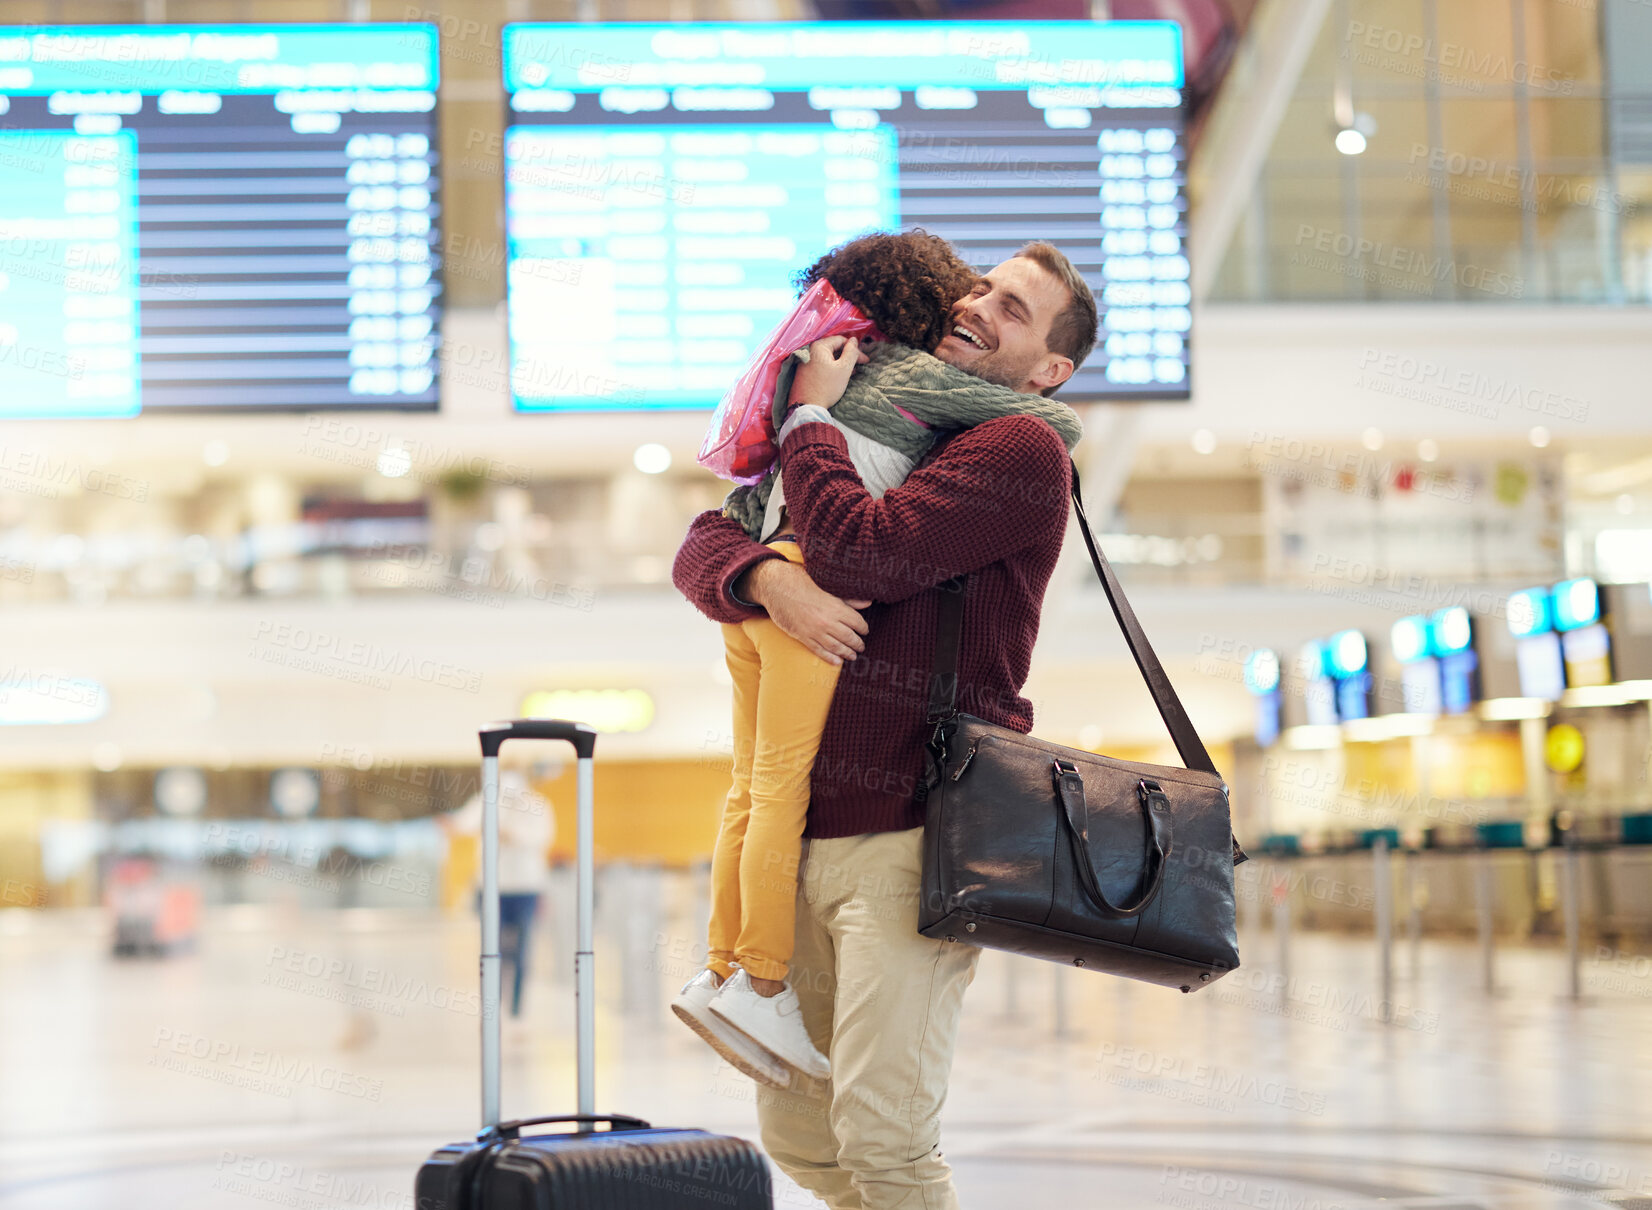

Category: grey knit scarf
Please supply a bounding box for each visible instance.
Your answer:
[722,341,1083,540]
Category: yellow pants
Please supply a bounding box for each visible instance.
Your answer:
[708,541,842,983]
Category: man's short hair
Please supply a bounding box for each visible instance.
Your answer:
[1013,241,1098,395]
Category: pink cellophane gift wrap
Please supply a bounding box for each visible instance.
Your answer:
[696,278,881,485]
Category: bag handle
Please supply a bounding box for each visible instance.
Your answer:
[478,721,600,1133]
[483,1114,651,1142]
[1055,765,1173,917]
[926,460,1217,776]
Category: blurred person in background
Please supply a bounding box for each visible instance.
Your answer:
[674,241,1097,1210]
[445,769,555,1019]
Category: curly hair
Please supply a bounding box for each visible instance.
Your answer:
[792,229,980,353]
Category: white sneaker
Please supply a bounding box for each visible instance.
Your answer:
[708,969,831,1081]
[670,969,790,1088]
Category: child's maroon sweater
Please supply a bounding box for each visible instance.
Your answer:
[672,413,1071,839]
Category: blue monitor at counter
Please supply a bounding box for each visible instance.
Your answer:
[1430,606,1473,656]
[1335,671,1372,721]
[1516,631,1566,701]
[1243,648,1280,695]
[1440,650,1478,714]
[1507,588,1553,638]
[1327,629,1368,678]
[1552,578,1601,632]
[0,25,442,416]
[500,21,1190,412]
[1254,692,1280,747]
[1391,615,1430,664]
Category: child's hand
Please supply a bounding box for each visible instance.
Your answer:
[790,335,869,409]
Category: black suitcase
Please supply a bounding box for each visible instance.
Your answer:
[415,719,773,1210]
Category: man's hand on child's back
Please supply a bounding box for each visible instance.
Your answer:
[789,335,869,410]
[740,558,870,667]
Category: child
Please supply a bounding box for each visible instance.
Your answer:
[672,230,1083,1087]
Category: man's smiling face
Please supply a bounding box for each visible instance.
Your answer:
[935,256,1075,395]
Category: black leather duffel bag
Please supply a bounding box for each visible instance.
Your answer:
[918,465,1246,993]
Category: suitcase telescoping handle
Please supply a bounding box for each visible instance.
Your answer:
[490,1114,650,1140]
[477,720,598,1134]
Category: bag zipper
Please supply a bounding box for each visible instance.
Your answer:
[950,739,983,781]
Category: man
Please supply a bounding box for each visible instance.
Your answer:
[672,241,1098,1209]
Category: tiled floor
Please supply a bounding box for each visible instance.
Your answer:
[1,896,1648,1209]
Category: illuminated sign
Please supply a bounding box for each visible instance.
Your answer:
[0,671,110,725]
[1507,588,1552,638]
[521,689,655,733]
[1243,648,1281,745]
[1297,640,1329,679]
[1391,616,1430,664]
[1243,649,1280,696]
[1552,578,1601,632]
[1297,641,1338,727]
[1327,630,1369,679]
[1430,606,1473,656]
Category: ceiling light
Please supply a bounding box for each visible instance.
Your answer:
[1361,427,1383,452]
[377,447,412,478]
[1333,109,1377,156]
[634,443,672,474]
[1190,428,1216,455]
[1530,426,1551,448]
[1417,438,1438,462]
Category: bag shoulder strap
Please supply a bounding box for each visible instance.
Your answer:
[926,459,1218,777]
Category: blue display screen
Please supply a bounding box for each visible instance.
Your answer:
[1391,615,1431,664]
[1552,578,1601,632]
[1516,632,1566,701]
[1327,629,1369,678]
[1507,588,1552,638]
[1429,606,1473,656]
[1255,692,1280,747]
[1402,659,1443,714]
[1335,672,1372,722]
[1303,674,1339,728]
[0,25,441,415]
[500,21,1189,412]
[1440,650,1478,714]
[1243,648,1280,695]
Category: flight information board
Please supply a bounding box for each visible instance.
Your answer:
[501,21,1189,412]
[0,25,440,416]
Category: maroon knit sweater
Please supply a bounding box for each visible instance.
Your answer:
[673,414,1071,839]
